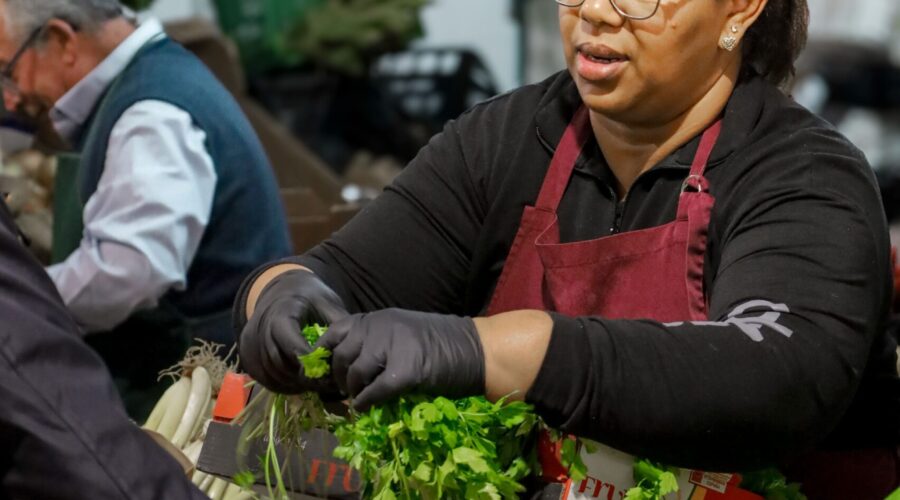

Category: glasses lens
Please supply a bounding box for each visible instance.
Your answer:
[555,0,584,6]
[611,0,659,18]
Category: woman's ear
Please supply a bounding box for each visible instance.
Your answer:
[719,0,768,50]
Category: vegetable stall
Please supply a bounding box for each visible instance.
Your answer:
[140,329,809,500]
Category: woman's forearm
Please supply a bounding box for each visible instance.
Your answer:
[244,264,311,318]
[474,310,554,402]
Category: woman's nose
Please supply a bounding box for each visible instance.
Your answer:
[580,0,625,28]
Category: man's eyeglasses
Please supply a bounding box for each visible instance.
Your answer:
[0,26,45,96]
[555,0,661,21]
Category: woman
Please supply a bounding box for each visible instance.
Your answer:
[235,0,900,497]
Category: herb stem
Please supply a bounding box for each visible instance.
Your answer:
[391,435,413,500]
[267,396,289,499]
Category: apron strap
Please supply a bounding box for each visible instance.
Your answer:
[535,106,593,210]
[536,110,723,209]
[681,119,723,194]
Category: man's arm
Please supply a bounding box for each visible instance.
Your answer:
[46,100,216,332]
[0,201,205,499]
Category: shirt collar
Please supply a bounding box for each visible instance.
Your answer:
[534,70,768,180]
[50,18,166,142]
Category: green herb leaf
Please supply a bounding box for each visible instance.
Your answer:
[740,468,806,500]
[412,462,433,482]
[298,346,332,379]
[560,438,588,482]
[581,438,601,454]
[625,486,649,500]
[301,324,328,346]
[452,447,492,474]
[373,488,398,500]
[627,459,680,500]
[232,470,256,489]
[658,471,679,496]
[387,421,405,439]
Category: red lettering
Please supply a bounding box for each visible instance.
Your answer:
[325,462,338,487]
[340,464,360,492]
[306,459,322,485]
[578,477,593,494]
[593,479,605,498]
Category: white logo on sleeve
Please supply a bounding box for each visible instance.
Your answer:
[664,300,794,342]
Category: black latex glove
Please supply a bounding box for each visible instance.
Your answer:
[239,269,349,394]
[317,308,485,411]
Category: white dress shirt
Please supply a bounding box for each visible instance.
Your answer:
[46,19,217,333]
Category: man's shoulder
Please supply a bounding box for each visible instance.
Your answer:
[116,39,223,97]
[102,39,244,136]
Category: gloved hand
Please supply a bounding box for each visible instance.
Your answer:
[239,269,349,394]
[317,308,485,411]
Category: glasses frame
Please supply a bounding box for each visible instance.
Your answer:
[0,26,46,95]
[555,0,661,21]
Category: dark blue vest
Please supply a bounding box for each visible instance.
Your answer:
[76,38,292,320]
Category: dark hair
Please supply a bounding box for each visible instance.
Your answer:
[741,0,809,86]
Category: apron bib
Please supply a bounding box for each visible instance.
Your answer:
[488,106,720,489]
[487,107,899,499]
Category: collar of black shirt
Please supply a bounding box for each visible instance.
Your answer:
[533,70,768,182]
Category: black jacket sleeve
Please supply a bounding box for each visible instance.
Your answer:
[0,202,205,500]
[526,131,893,470]
[290,115,488,315]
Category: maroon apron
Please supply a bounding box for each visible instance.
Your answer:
[486,107,900,498]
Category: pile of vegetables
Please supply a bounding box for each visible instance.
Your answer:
[238,326,807,500]
[333,395,537,500]
[237,325,540,500]
[286,0,428,76]
[1,150,56,263]
[143,342,251,500]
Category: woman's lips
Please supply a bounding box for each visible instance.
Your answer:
[575,46,628,82]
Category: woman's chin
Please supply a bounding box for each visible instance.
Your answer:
[576,86,634,119]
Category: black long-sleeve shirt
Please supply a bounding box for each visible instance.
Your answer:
[0,201,205,499]
[283,72,899,470]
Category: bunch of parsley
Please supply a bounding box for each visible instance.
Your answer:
[333,395,538,500]
[297,325,540,499]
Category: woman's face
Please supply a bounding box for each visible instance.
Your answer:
[559,0,739,126]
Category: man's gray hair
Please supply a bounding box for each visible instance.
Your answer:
[3,0,123,41]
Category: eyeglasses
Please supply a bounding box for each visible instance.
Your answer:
[555,0,661,21]
[0,26,45,96]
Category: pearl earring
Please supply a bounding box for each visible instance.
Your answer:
[720,25,739,51]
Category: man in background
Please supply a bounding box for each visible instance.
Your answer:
[0,0,291,418]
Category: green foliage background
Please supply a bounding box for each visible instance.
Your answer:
[119,0,154,11]
[287,0,428,76]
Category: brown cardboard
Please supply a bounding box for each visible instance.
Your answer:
[164,19,361,253]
